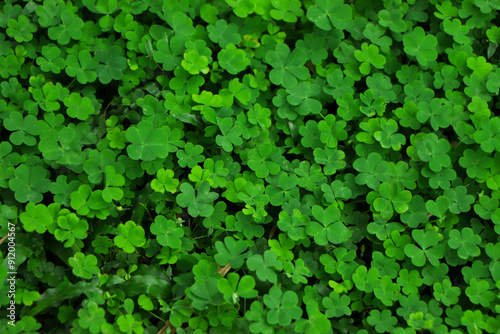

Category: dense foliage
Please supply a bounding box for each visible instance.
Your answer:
[1,0,500,333]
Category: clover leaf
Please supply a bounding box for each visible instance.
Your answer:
[3,111,41,146]
[9,164,51,204]
[7,15,37,42]
[247,250,283,283]
[263,286,302,326]
[217,273,257,304]
[176,181,219,217]
[151,169,179,194]
[126,120,183,161]
[207,20,241,48]
[306,205,350,245]
[354,43,386,75]
[214,236,248,269]
[448,228,481,259]
[63,93,95,121]
[65,50,99,84]
[404,229,445,267]
[114,221,146,253]
[218,44,250,75]
[95,45,127,84]
[403,27,438,67]
[69,252,100,279]
[150,215,184,249]
[48,10,84,45]
[306,0,352,31]
[265,43,308,89]
[54,210,89,248]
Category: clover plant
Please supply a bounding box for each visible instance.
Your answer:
[1,0,500,333]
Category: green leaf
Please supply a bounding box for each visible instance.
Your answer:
[403,27,438,67]
[68,252,100,279]
[247,250,283,283]
[306,0,352,31]
[214,236,248,269]
[114,221,146,253]
[263,286,302,326]
[218,44,250,75]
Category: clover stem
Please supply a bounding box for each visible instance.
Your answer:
[146,310,164,321]
[66,78,76,88]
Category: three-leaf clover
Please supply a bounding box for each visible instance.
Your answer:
[404,229,445,267]
[214,236,249,269]
[217,273,257,304]
[403,27,438,67]
[126,120,183,161]
[69,252,100,279]
[218,44,250,75]
[176,181,219,217]
[306,205,351,245]
[63,93,95,121]
[265,43,309,89]
[306,0,352,31]
[263,286,302,326]
[9,164,51,203]
[114,221,146,253]
[247,250,283,283]
[448,228,481,259]
[150,215,184,249]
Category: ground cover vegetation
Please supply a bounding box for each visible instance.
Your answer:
[0,0,500,333]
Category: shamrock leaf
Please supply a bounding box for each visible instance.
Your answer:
[263,286,302,326]
[313,147,346,175]
[473,117,500,153]
[54,210,89,248]
[7,15,37,42]
[176,143,205,168]
[214,236,249,269]
[69,252,100,279]
[150,215,184,249]
[247,142,282,178]
[373,118,406,150]
[65,50,99,84]
[404,229,445,267]
[126,120,183,161]
[306,205,350,245]
[247,250,283,283]
[218,44,250,75]
[19,203,54,234]
[448,228,481,259]
[176,181,219,217]
[367,309,397,333]
[151,169,179,194]
[265,43,308,89]
[433,279,461,306]
[465,278,495,307]
[353,152,392,189]
[153,36,184,71]
[48,10,84,45]
[403,27,438,67]
[306,0,352,31]
[207,19,241,48]
[9,165,51,204]
[286,81,322,115]
[95,45,127,84]
[217,273,257,304]
[3,111,41,146]
[63,93,95,121]
[322,291,351,317]
[36,45,66,74]
[354,43,386,75]
[270,0,304,23]
[114,221,146,253]
[415,133,451,172]
[216,117,243,152]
